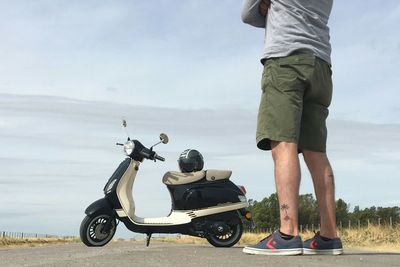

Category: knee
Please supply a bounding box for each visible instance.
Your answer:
[271,141,298,162]
[302,149,328,163]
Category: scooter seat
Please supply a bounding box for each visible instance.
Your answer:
[162,170,206,185]
[205,169,232,181]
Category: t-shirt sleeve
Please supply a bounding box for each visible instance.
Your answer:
[241,0,266,28]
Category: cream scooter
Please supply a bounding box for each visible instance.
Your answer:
[80,121,253,247]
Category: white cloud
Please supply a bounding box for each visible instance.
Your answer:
[0,94,399,236]
[2,1,399,123]
[1,0,400,236]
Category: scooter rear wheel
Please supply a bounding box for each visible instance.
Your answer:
[206,219,243,247]
[80,213,116,247]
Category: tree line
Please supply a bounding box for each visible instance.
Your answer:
[246,193,400,230]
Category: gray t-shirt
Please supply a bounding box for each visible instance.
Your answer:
[241,0,333,64]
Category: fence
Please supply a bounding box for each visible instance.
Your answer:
[1,231,73,239]
[247,217,398,234]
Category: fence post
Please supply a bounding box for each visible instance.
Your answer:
[390,217,393,228]
[311,224,314,231]
[367,219,370,228]
[300,225,303,232]
[2,231,4,238]
[21,232,24,239]
[348,220,351,229]
[339,221,342,230]
[378,218,381,227]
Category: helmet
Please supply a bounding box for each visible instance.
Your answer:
[178,149,204,173]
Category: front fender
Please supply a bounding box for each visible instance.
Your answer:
[85,198,113,216]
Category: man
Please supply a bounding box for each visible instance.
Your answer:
[241,0,343,255]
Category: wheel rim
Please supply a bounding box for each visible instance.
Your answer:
[86,215,116,245]
[209,223,242,245]
[213,228,235,241]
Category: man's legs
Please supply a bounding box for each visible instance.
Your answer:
[302,150,337,238]
[242,140,304,255]
[271,141,300,236]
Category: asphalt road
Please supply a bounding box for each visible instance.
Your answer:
[1,241,399,267]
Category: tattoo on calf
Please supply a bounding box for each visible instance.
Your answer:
[281,204,290,221]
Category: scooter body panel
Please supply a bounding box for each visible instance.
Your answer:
[167,179,245,210]
[85,198,113,216]
[119,216,193,235]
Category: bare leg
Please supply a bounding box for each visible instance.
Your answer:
[302,150,337,238]
[271,141,300,236]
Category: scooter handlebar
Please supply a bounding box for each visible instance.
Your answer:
[140,147,165,162]
[154,154,165,162]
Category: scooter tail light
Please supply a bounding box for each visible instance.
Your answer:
[238,185,247,195]
[245,212,252,220]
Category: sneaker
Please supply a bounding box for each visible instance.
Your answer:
[243,230,303,255]
[303,231,343,255]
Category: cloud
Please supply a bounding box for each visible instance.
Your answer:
[1,1,399,123]
[1,1,400,236]
[329,1,400,123]
[0,93,399,236]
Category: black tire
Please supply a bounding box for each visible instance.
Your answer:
[206,218,243,247]
[80,213,117,247]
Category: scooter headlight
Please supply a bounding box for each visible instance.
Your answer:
[123,140,135,156]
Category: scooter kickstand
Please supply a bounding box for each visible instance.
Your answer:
[146,233,152,247]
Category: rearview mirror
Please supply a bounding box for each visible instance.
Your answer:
[160,133,169,144]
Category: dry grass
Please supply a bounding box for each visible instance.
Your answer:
[157,225,400,252]
[0,237,80,248]
[338,225,400,252]
[2,225,398,252]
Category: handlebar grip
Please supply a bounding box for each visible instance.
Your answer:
[155,154,165,162]
[140,148,152,159]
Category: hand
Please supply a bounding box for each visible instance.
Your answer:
[259,0,271,16]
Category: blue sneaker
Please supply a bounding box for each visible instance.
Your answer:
[303,231,343,255]
[243,230,303,255]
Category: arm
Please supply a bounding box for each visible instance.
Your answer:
[241,0,269,28]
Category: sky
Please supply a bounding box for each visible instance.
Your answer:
[0,0,399,237]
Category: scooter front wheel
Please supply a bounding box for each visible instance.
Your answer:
[80,213,117,247]
[206,219,243,247]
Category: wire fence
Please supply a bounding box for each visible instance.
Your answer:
[1,231,75,239]
[246,217,398,234]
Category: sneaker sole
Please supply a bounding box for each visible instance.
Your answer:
[243,247,303,256]
[303,248,343,255]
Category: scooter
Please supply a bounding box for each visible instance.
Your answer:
[80,120,254,247]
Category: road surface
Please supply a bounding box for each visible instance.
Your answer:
[1,241,399,267]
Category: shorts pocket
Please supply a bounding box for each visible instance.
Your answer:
[261,61,274,93]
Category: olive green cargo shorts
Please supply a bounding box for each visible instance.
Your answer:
[256,53,332,152]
